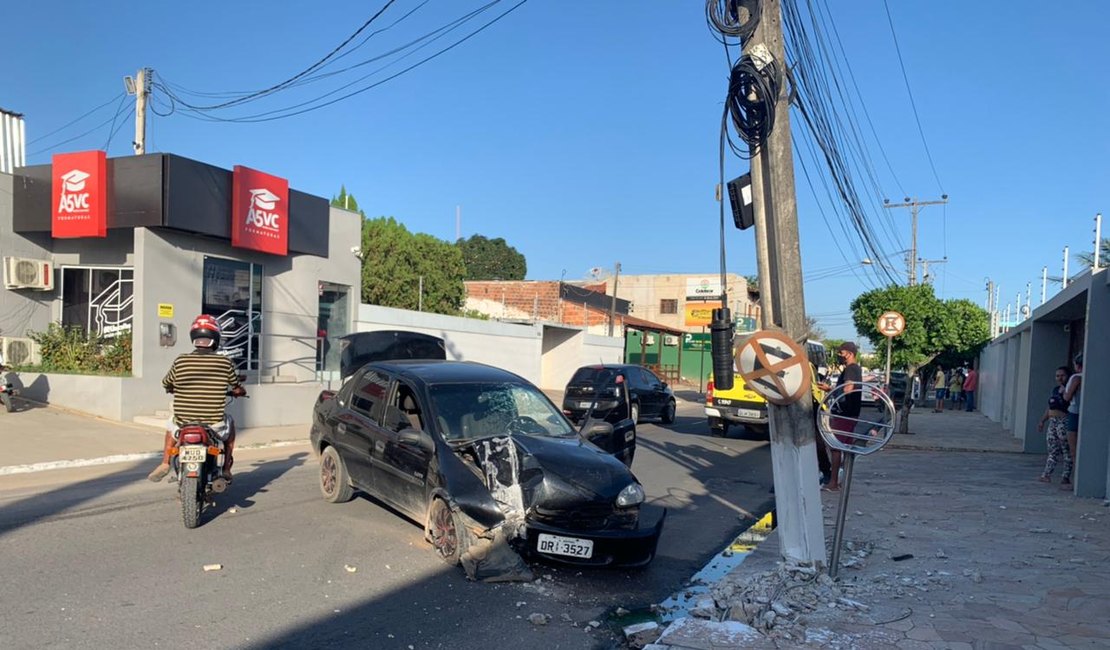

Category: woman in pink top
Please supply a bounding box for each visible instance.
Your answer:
[963,367,979,412]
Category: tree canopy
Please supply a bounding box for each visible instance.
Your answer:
[331,186,365,216]
[360,217,466,315]
[456,234,527,281]
[1077,238,1110,269]
[850,284,990,432]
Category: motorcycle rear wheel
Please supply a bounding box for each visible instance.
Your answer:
[181,476,202,529]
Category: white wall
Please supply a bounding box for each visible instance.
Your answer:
[14,372,126,420]
[357,304,544,383]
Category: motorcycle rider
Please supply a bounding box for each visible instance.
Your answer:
[147,315,245,483]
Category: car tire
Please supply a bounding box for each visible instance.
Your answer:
[709,418,729,437]
[429,497,473,566]
[630,402,640,424]
[319,446,354,504]
[661,399,676,424]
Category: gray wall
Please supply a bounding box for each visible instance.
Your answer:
[0,172,54,338]
[1077,276,1109,498]
[1022,321,1072,454]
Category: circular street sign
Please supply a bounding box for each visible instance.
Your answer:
[736,330,813,406]
[877,311,906,338]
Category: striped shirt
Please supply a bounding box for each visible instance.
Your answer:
[163,351,240,425]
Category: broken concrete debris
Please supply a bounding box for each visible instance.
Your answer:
[527,613,550,626]
[623,621,661,648]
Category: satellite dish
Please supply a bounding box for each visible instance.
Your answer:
[587,267,608,280]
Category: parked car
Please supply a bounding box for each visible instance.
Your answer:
[311,360,664,570]
[563,364,676,425]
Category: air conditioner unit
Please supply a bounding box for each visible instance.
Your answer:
[3,257,54,291]
[663,334,679,346]
[2,337,41,366]
[645,334,657,346]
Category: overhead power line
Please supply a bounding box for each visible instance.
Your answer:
[882,0,945,194]
[27,93,125,145]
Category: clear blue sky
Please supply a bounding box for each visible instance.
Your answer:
[5,1,1108,340]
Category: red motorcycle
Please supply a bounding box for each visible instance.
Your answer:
[170,388,246,529]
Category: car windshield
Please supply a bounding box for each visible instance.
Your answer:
[429,381,577,442]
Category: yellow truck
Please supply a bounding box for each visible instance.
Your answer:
[705,339,829,436]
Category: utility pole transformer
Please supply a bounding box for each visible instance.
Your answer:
[745,0,826,566]
[882,197,948,285]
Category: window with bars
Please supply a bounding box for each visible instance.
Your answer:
[660,299,678,314]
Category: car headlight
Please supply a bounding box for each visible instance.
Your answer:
[615,482,645,508]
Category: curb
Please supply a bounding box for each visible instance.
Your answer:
[0,439,310,476]
[885,443,1025,454]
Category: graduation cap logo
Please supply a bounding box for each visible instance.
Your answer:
[250,188,280,211]
[61,169,90,193]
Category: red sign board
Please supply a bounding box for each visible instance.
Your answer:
[232,165,289,256]
[52,150,108,238]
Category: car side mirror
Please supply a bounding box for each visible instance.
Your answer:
[584,421,614,440]
[399,429,434,452]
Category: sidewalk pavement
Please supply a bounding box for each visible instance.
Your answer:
[646,409,1110,649]
[0,401,309,475]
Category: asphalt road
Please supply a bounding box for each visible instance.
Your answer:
[0,401,774,649]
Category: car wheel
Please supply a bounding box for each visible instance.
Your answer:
[709,418,729,437]
[319,446,354,504]
[429,498,473,566]
[630,402,640,424]
[661,399,676,424]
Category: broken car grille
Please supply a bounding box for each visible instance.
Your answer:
[530,504,638,531]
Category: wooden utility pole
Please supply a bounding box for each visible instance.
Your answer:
[608,262,622,336]
[747,0,825,566]
[882,197,948,285]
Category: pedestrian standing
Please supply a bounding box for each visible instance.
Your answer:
[1061,353,1083,490]
[933,366,946,412]
[821,342,862,492]
[963,365,979,412]
[1038,366,1073,484]
[948,371,963,410]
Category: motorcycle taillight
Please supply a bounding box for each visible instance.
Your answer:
[181,429,206,445]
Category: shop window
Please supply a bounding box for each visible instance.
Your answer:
[202,257,263,372]
[660,299,678,314]
[60,267,134,337]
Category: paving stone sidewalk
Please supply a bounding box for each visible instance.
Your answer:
[647,411,1110,649]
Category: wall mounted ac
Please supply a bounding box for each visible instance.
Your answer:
[663,335,679,346]
[644,334,657,346]
[1,337,41,366]
[3,257,54,291]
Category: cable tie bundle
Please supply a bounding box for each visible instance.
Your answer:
[706,0,762,43]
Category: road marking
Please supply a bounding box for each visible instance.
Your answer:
[0,440,310,476]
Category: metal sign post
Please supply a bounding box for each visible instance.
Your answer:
[818,384,896,578]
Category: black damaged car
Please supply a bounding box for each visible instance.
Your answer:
[310,360,665,572]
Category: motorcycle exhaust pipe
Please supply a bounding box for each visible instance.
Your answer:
[210,477,229,494]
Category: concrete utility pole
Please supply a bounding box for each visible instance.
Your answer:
[1063,247,1070,289]
[128,67,151,155]
[883,197,948,285]
[746,0,825,566]
[607,262,622,337]
[1041,267,1047,305]
[919,257,947,285]
[1095,213,1103,272]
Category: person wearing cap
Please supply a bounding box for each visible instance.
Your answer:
[818,341,862,492]
[1062,353,1083,490]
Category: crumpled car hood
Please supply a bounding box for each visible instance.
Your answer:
[510,433,633,503]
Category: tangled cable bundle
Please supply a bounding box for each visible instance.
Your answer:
[723,54,781,156]
[706,0,762,43]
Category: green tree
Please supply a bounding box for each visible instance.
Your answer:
[823,338,846,361]
[850,284,990,434]
[331,185,365,216]
[456,234,527,281]
[360,217,465,315]
[1077,238,1110,268]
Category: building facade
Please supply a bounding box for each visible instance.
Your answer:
[1,152,361,426]
[979,267,1108,499]
[604,273,759,334]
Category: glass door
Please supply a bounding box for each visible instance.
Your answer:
[202,257,263,371]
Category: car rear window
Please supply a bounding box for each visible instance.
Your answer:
[569,367,618,384]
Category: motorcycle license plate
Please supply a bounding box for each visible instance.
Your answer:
[537,533,594,559]
[179,446,207,463]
